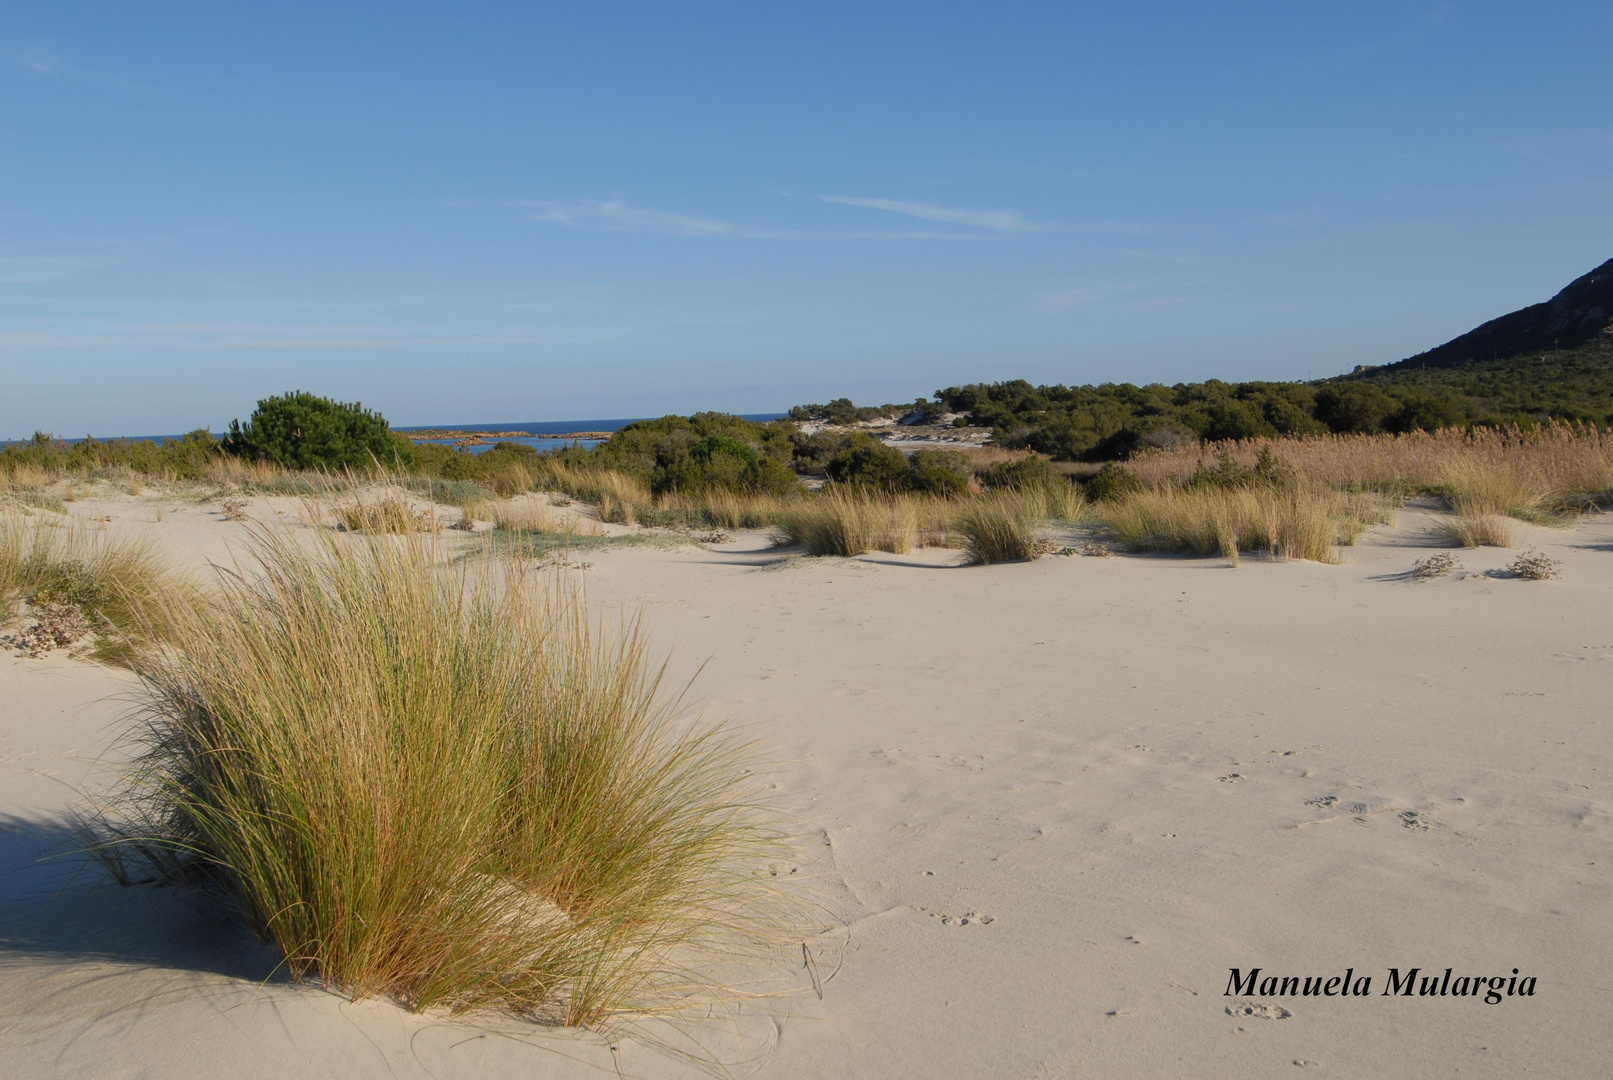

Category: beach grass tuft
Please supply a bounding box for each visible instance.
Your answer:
[77,527,789,1024]
[955,494,1042,564]
[334,489,443,533]
[775,490,924,556]
[0,514,178,663]
[1098,484,1353,563]
[1437,513,1516,548]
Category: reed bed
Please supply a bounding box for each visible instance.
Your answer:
[78,528,788,1024]
[0,514,178,662]
[1122,425,1613,510]
[1098,484,1365,563]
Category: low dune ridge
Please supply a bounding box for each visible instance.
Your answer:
[2,485,1610,1078]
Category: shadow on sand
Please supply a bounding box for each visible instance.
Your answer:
[0,812,283,987]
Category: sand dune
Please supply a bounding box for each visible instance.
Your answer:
[3,493,1609,1078]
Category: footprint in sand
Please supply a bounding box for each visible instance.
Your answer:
[925,909,995,927]
[1399,809,1431,831]
[1306,794,1432,829]
[1227,1001,1292,1020]
[1218,773,1244,783]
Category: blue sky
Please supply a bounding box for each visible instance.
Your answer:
[3,2,1610,436]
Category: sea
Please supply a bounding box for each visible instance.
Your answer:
[4,415,789,454]
[396,414,786,454]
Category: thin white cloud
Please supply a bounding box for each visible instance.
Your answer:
[14,40,149,92]
[21,41,64,76]
[820,195,1038,232]
[0,257,98,284]
[526,200,758,237]
[1031,281,1152,313]
[522,199,988,242]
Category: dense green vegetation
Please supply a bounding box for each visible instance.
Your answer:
[0,428,226,479]
[224,391,409,470]
[922,333,1613,461]
[9,325,1611,492]
[787,397,922,424]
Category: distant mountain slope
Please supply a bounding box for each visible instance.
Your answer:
[1382,257,1613,372]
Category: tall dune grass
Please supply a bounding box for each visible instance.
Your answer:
[1099,484,1363,563]
[78,528,786,1024]
[1122,424,1613,509]
[1438,514,1516,548]
[776,490,928,556]
[492,493,558,533]
[0,514,177,662]
[658,488,794,530]
[954,494,1042,564]
[1437,463,1555,522]
[334,489,443,533]
[539,463,655,525]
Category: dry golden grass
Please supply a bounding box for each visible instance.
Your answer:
[491,494,557,533]
[77,527,791,1025]
[955,493,1042,564]
[335,490,443,534]
[0,514,180,663]
[660,488,794,530]
[1099,483,1365,564]
[1124,425,1613,511]
[0,462,53,492]
[1437,514,1516,548]
[539,463,655,525]
[776,490,936,556]
[1438,463,1555,521]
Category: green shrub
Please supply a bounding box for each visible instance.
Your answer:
[655,434,802,496]
[907,450,972,495]
[224,391,410,471]
[0,429,225,480]
[824,435,911,491]
[982,454,1065,496]
[1185,445,1297,492]
[787,429,848,473]
[1084,461,1144,502]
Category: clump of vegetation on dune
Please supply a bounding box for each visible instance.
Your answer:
[225,391,410,471]
[333,489,443,534]
[1437,514,1516,549]
[980,454,1084,521]
[77,528,792,1024]
[775,489,925,556]
[954,493,1045,564]
[0,514,180,663]
[1080,425,1613,562]
[928,338,1613,462]
[1097,483,1354,564]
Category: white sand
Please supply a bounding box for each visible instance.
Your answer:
[3,492,1610,1078]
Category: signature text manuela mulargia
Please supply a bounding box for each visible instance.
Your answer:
[1225,967,1536,1005]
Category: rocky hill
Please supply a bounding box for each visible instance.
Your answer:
[1382,257,1613,371]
